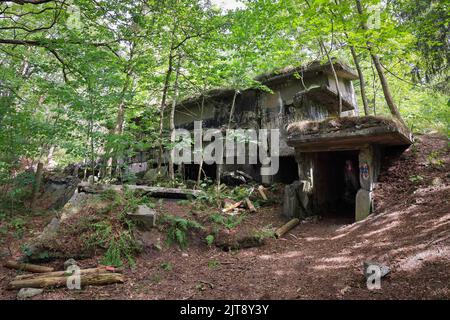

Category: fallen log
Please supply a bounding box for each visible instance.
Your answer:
[244,198,256,212]
[8,272,123,290]
[275,218,300,238]
[14,266,123,281]
[257,185,268,200]
[4,260,54,273]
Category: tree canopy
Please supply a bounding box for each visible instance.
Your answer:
[1,0,448,182]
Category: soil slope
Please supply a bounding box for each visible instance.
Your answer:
[0,134,449,300]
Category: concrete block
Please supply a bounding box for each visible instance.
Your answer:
[17,288,43,299]
[127,205,157,230]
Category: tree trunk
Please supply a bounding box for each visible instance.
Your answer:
[4,260,54,273]
[30,162,44,209]
[322,44,343,115]
[349,45,370,116]
[196,91,206,188]
[168,54,182,181]
[304,0,343,115]
[105,50,134,179]
[157,30,176,174]
[15,267,123,280]
[217,90,239,188]
[355,0,406,126]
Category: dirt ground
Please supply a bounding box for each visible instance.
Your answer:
[0,134,449,300]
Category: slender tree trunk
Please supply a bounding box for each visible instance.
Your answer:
[322,45,343,115]
[196,91,206,188]
[370,62,377,115]
[105,49,134,179]
[30,162,43,209]
[157,47,175,174]
[349,45,369,116]
[304,0,343,116]
[168,54,182,181]
[227,90,238,129]
[217,90,238,188]
[355,0,406,126]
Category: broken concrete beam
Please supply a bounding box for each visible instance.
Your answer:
[78,183,200,199]
[127,205,156,230]
[355,189,373,221]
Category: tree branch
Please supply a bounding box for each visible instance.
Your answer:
[0,0,56,5]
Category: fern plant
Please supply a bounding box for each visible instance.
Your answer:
[163,215,202,249]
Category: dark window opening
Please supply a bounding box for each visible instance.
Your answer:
[183,163,217,181]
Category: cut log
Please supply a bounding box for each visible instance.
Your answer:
[257,185,268,200]
[8,272,123,290]
[222,200,243,213]
[4,260,54,273]
[275,218,300,238]
[14,266,123,281]
[244,198,256,212]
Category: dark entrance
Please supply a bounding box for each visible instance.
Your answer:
[276,156,300,184]
[313,150,359,221]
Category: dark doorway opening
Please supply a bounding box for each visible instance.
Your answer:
[276,156,300,184]
[183,163,217,181]
[313,150,359,222]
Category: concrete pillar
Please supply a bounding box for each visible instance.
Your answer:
[261,164,273,185]
[359,145,375,191]
[355,145,375,221]
[355,189,372,221]
[282,181,301,218]
[287,152,314,217]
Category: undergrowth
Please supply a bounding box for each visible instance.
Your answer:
[76,189,144,267]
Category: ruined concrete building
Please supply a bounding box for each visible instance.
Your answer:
[174,61,360,182]
[144,60,412,222]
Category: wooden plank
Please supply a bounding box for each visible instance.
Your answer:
[257,186,268,200]
[244,198,256,212]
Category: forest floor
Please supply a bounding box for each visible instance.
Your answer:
[0,134,449,300]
